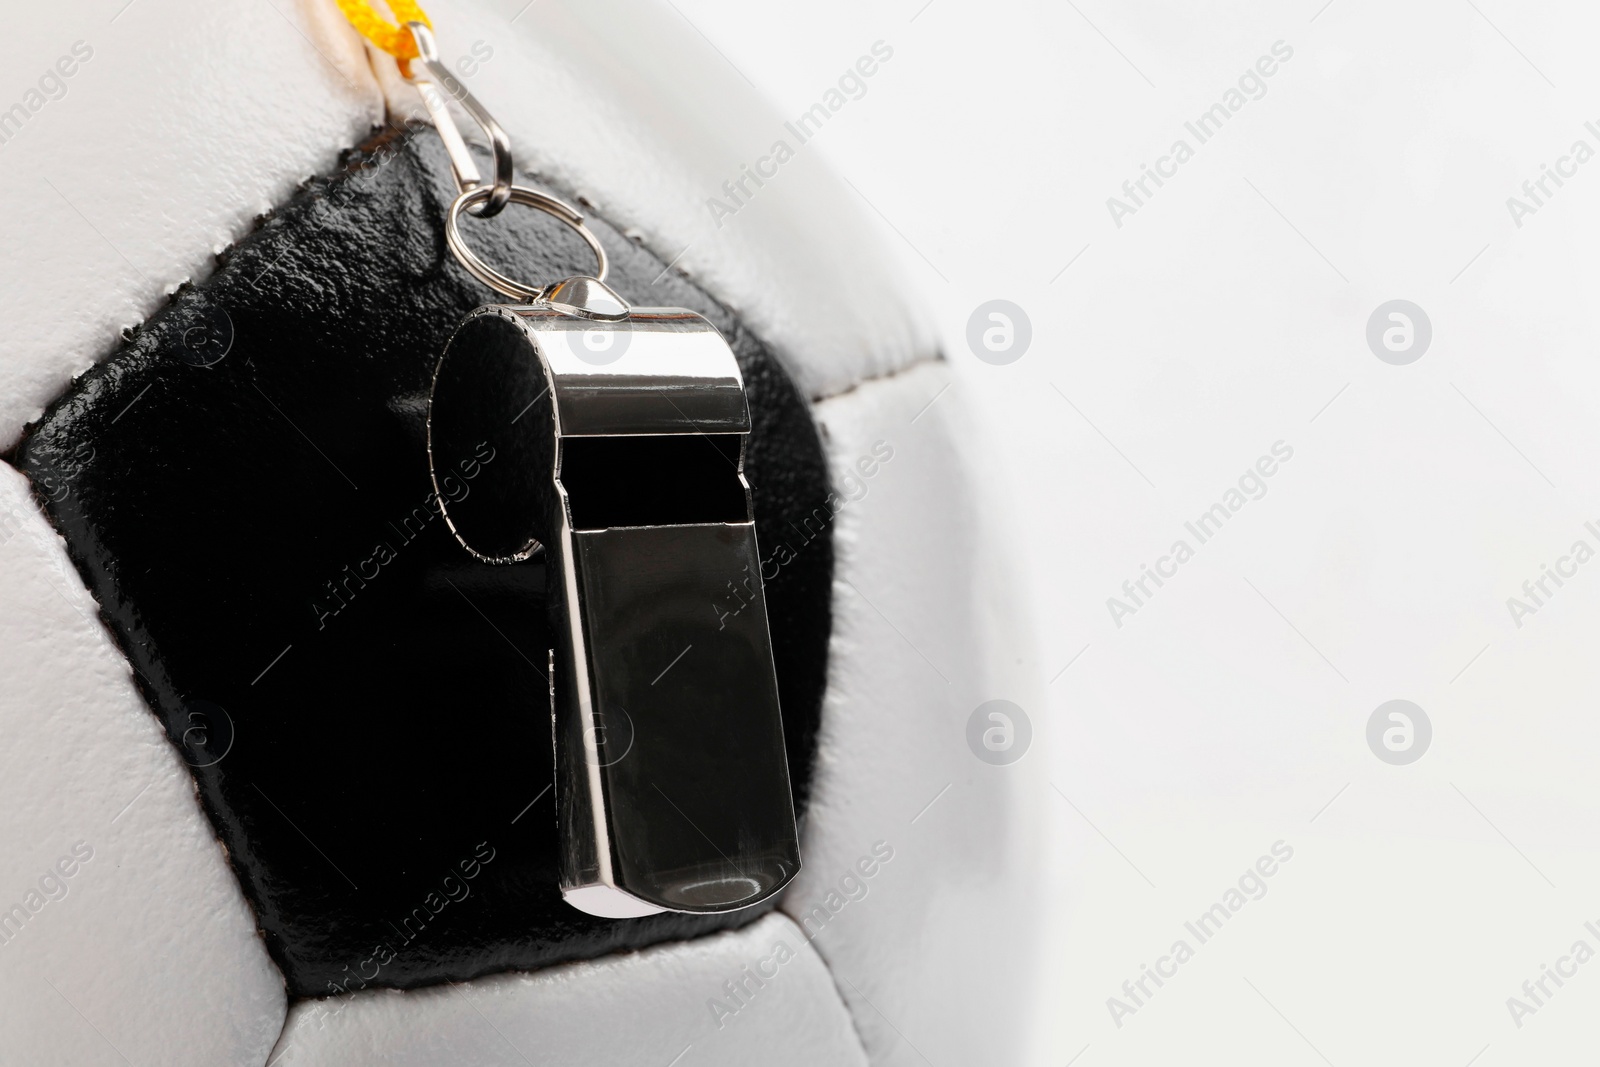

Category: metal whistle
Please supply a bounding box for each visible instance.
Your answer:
[427,276,801,918]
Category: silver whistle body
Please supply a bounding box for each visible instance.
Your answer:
[428,293,801,918]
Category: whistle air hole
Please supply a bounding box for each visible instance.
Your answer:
[559,434,748,529]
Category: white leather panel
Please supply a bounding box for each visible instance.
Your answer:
[266,912,867,1067]
[787,360,1051,1066]
[0,465,286,1066]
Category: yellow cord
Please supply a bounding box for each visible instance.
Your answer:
[333,0,432,62]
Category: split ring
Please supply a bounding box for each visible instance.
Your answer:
[445,185,610,301]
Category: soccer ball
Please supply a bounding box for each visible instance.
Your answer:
[0,1,1044,1063]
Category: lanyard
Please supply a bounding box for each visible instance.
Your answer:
[333,0,432,67]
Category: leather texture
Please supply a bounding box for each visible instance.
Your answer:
[0,465,286,1067]
[0,0,930,451]
[791,361,1051,1067]
[267,913,869,1066]
[14,128,833,999]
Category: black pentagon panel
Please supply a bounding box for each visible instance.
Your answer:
[11,125,833,997]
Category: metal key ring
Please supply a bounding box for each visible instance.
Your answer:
[445,185,610,301]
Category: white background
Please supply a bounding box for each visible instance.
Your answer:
[667,1,1600,1064]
